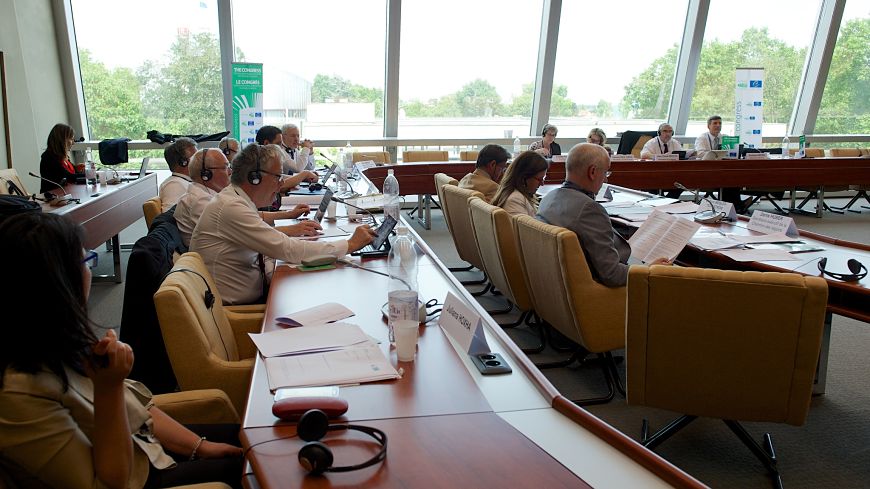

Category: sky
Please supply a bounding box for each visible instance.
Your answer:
[72,0,867,107]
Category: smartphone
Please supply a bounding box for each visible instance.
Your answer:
[274,385,340,402]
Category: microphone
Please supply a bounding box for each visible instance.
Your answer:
[673,181,700,203]
[332,196,378,226]
[674,181,726,223]
[28,172,76,205]
[319,152,359,195]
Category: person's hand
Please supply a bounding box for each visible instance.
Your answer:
[347,225,376,252]
[535,147,550,157]
[298,170,318,183]
[647,257,673,266]
[278,220,322,237]
[197,440,243,459]
[86,329,133,388]
[288,204,310,219]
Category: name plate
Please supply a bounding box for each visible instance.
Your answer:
[654,153,680,161]
[745,152,769,160]
[708,198,737,221]
[551,154,566,163]
[438,292,489,355]
[611,154,636,161]
[748,210,798,237]
[595,183,613,202]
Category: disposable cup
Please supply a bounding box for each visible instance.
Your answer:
[394,319,419,362]
[326,201,337,220]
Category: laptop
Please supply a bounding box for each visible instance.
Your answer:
[123,158,151,181]
[311,188,334,223]
[351,214,398,257]
[289,164,338,195]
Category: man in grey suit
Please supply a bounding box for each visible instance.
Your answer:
[537,143,668,287]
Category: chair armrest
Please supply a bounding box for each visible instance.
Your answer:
[226,310,264,360]
[152,389,240,424]
[225,304,267,314]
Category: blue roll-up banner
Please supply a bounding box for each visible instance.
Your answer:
[734,68,764,148]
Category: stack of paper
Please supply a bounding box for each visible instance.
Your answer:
[264,343,400,390]
[274,302,355,327]
[249,322,370,357]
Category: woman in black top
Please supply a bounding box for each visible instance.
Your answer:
[528,123,561,157]
[39,123,77,193]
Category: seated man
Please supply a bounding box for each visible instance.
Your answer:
[537,143,667,287]
[190,144,375,305]
[693,115,722,159]
[639,123,682,160]
[281,123,317,173]
[458,144,510,202]
[158,137,197,211]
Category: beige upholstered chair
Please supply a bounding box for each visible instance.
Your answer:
[830,148,862,157]
[352,151,391,164]
[468,198,539,333]
[632,135,653,158]
[143,196,162,229]
[513,215,627,404]
[434,173,459,239]
[154,252,264,414]
[790,147,825,157]
[459,150,479,162]
[441,184,486,273]
[626,266,828,488]
[402,150,449,163]
[0,169,30,196]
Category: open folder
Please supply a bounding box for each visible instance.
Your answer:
[264,343,400,391]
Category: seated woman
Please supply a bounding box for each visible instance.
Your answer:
[587,127,613,156]
[39,123,78,193]
[528,124,561,157]
[0,213,243,489]
[491,150,548,217]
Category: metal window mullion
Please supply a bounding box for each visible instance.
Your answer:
[384,0,401,156]
[669,0,709,135]
[52,0,89,142]
[530,0,560,138]
[218,0,234,132]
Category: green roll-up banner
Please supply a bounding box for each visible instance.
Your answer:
[231,62,263,146]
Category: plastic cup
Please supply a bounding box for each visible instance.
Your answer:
[326,201,337,220]
[394,319,419,362]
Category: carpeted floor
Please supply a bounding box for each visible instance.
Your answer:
[89,193,870,488]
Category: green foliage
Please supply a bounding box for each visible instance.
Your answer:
[311,74,384,117]
[815,17,870,134]
[78,50,147,140]
[620,45,679,119]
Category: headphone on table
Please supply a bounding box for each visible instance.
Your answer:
[308,181,324,192]
[248,146,263,185]
[817,257,867,282]
[296,409,387,475]
[199,149,213,182]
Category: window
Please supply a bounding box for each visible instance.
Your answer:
[72,0,225,141]
[232,1,387,141]
[550,0,687,139]
[397,0,543,138]
[687,0,820,137]
[815,0,870,135]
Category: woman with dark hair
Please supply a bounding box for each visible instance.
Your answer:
[528,123,561,157]
[0,213,243,489]
[491,150,549,217]
[39,123,78,193]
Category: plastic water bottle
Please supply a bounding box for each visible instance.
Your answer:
[85,148,96,185]
[513,136,521,156]
[781,134,790,159]
[383,169,400,222]
[387,226,418,343]
[344,141,354,170]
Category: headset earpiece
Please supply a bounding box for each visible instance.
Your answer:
[298,409,330,441]
[298,442,334,475]
[818,257,868,282]
[294,409,388,475]
[248,146,262,185]
[200,149,213,182]
[162,268,215,309]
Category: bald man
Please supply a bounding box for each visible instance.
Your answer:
[537,143,667,287]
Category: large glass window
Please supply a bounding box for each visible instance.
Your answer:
[549,0,687,139]
[72,0,225,141]
[687,0,820,138]
[397,0,543,139]
[233,1,387,141]
[815,1,870,135]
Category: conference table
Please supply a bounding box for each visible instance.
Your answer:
[240,183,706,488]
[43,174,157,282]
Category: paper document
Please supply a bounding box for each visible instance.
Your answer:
[275,302,355,327]
[249,322,370,357]
[282,194,325,206]
[728,232,801,244]
[264,343,400,390]
[690,235,745,251]
[637,197,679,207]
[297,227,351,240]
[717,249,801,262]
[629,210,701,262]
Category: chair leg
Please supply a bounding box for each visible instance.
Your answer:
[603,352,625,397]
[449,263,475,272]
[483,297,514,316]
[723,420,783,489]
[514,312,546,354]
[469,281,491,297]
[497,309,528,328]
[459,272,488,287]
[534,350,621,406]
[641,415,698,450]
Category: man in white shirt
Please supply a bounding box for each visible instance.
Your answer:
[281,124,317,174]
[639,123,682,159]
[190,144,376,305]
[694,115,723,159]
[158,137,197,211]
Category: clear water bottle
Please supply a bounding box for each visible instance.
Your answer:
[85,148,96,185]
[344,141,354,169]
[781,134,790,159]
[383,169,400,222]
[387,226,418,343]
[513,136,521,156]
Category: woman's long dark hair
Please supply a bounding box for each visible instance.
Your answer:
[0,213,97,389]
[45,123,74,161]
[492,151,549,209]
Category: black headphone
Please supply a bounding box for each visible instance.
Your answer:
[818,257,867,282]
[248,146,263,185]
[308,181,324,192]
[162,268,215,309]
[296,409,387,475]
[657,123,668,136]
[167,143,190,168]
[199,149,213,182]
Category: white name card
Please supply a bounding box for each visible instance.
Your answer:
[611,154,636,161]
[707,198,737,221]
[654,153,680,161]
[551,154,566,163]
[438,292,489,355]
[748,210,798,237]
[595,183,613,202]
[745,152,769,160]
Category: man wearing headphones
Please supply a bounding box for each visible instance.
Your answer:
[639,123,683,160]
[255,125,318,192]
[159,137,198,211]
[218,136,240,162]
[190,144,376,305]
[281,123,317,174]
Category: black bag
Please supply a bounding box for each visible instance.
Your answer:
[0,195,41,223]
[98,138,131,164]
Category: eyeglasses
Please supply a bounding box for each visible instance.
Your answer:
[82,250,99,269]
[605,170,613,178]
[259,169,285,181]
[207,164,232,173]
